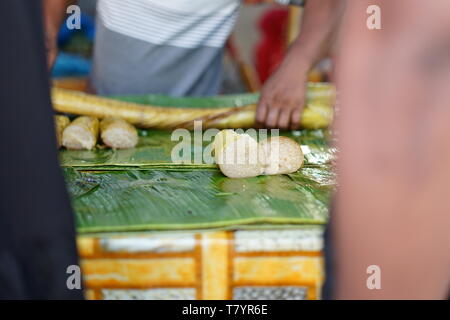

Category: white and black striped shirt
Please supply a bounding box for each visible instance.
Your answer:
[97,0,240,48]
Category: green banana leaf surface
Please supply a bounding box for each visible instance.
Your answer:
[60,91,336,233]
[64,166,334,233]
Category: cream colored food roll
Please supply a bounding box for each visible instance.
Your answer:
[100,118,138,149]
[259,136,304,175]
[213,130,266,179]
[62,116,99,150]
[54,115,70,148]
[213,130,304,178]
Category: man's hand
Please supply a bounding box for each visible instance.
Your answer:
[256,52,309,130]
[256,0,343,129]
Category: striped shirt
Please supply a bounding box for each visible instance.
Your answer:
[91,0,241,96]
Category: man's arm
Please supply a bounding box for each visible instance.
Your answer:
[41,0,74,68]
[256,0,344,129]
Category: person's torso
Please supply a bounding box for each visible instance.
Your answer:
[92,0,240,96]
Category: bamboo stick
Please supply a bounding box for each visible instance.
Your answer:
[52,86,334,130]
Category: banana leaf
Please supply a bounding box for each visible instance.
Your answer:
[64,166,335,233]
[60,91,335,233]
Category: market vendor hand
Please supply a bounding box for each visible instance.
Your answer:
[256,55,309,130]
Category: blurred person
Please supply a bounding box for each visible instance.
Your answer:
[256,0,344,129]
[334,0,450,299]
[256,0,450,299]
[44,0,242,96]
[0,0,82,299]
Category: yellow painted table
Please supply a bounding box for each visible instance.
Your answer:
[78,227,324,300]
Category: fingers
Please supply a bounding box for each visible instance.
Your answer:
[256,77,306,129]
[266,107,280,128]
[256,100,268,126]
[256,93,281,129]
[278,107,292,130]
[256,96,304,130]
[290,108,302,130]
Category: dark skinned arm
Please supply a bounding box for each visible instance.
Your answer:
[256,0,344,129]
[41,0,75,69]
